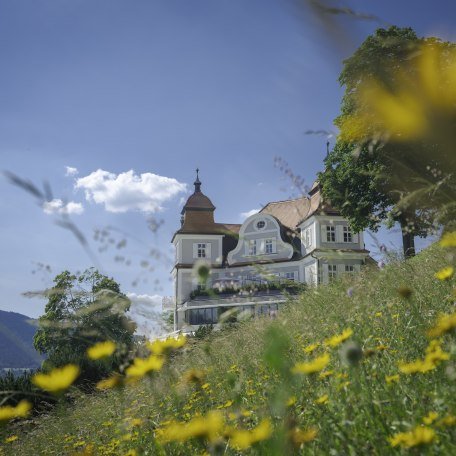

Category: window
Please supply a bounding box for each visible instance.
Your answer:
[305,228,312,247]
[256,220,266,230]
[265,239,273,254]
[197,243,206,258]
[188,307,219,325]
[285,272,295,281]
[343,226,353,243]
[345,265,354,274]
[326,226,336,242]
[248,240,257,256]
[328,264,337,279]
[258,303,278,316]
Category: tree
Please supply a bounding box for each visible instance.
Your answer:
[34,268,136,380]
[320,26,456,257]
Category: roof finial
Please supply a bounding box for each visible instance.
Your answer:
[194,168,201,193]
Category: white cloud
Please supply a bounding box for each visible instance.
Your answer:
[65,166,79,176]
[127,292,170,338]
[240,208,261,220]
[75,169,187,213]
[42,199,84,215]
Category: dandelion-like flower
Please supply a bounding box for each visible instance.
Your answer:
[0,400,32,422]
[388,426,435,448]
[427,312,456,338]
[292,353,330,375]
[32,364,80,393]
[87,341,116,360]
[324,329,353,348]
[125,355,164,378]
[228,419,272,450]
[439,231,456,248]
[435,266,454,280]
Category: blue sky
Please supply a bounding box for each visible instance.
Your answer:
[1,0,455,322]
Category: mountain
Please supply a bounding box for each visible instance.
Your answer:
[0,310,43,369]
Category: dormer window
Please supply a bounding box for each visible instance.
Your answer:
[197,243,207,258]
[326,226,336,242]
[343,226,353,243]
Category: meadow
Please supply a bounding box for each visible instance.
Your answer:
[1,239,456,455]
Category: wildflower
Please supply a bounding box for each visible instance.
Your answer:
[292,353,330,375]
[0,400,32,422]
[399,339,449,374]
[319,370,333,379]
[289,427,318,446]
[378,260,385,269]
[32,364,80,393]
[339,341,363,366]
[346,287,354,298]
[5,435,18,443]
[375,312,382,317]
[183,369,205,383]
[156,410,224,444]
[385,374,400,384]
[422,411,439,425]
[286,396,297,407]
[437,415,456,427]
[435,266,454,281]
[96,374,123,390]
[303,343,319,354]
[427,312,456,338]
[228,419,272,450]
[201,382,210,389]
[439,231,456,248]
[125,355,164,378]
[324,329,353,348]
[87,341,116,360]
[147,335,187,355]
[124,450,137,456]
[217,400,233,409]
[315,394,329,405]
[388,426,435,448]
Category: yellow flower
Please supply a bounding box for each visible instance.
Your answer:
[315,394,329,405]
[0,400,31,422]
[399,339,449,374]
[32,364,80,393]
[303,343,319,353]
[385,374,400,384]
[435,266,454,281]
[5,435,18,443]
[289,427,318,446]
[428,312,456,338]
[216,400,233,409]
[156,410,224,444]
[228,419,272,450]
[437,415,456,427]
[319,370,333,379]
[375,312,382,318]
[125,355,164,378]
[86,341,116,360]
[183,369,206,383]
[422,411,439,425]
[388,426,435,448]
[124,450,137,456]
[147,335,186,355]
[439,231,456,248]
[96,374,122,390]
[324,329,353,348]
[292,353,330,375]
[286,396,297,407]
[201,382,210,389]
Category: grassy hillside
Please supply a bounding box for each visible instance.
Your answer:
[2,244,456,455]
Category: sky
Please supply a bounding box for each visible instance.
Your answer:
[1,0,455,326]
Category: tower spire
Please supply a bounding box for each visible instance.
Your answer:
[194,168,201,193]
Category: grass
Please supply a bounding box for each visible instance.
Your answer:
[1,243,456,455]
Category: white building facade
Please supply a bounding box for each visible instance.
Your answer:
[171,172,371,331]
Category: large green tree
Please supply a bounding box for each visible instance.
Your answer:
[34,268,136,378]
[320,26,456,257]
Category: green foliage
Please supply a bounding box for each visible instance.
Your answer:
[323,26,456,257]
[33,268,136,381]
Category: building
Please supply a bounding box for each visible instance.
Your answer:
[171,170,370,332]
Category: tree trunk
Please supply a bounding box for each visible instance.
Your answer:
[399,216,416,258]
